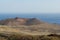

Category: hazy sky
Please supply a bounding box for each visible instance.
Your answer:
[0,0,60,13]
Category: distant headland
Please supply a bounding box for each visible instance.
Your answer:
[0,17,41,25]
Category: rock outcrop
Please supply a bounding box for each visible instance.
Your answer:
[0,17,41,25]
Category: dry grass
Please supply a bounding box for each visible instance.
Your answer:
[0,23,60,35]
[0,33,60,40]
[0,23,60,40]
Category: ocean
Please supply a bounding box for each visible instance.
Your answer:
[0,13,60,24]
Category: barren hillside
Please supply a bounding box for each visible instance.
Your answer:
[0,17,60,35]
[0,17,60,40]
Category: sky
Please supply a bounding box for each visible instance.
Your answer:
[0,0,60,14]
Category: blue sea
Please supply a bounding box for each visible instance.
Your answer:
[0,13,60,24]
